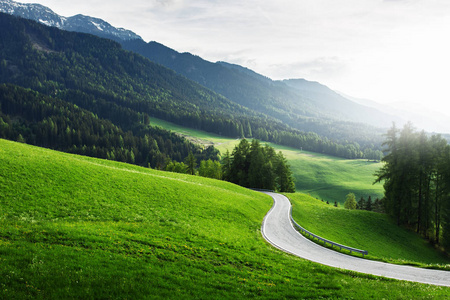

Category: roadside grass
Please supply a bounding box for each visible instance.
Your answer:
[1,139,449,298]
[151,117,384,204]
[288,193,450,269]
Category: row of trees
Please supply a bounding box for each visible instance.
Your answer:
[375,123,450,247]
[344,193,384,213]
[357,196,385,213]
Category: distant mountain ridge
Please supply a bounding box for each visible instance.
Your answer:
[0,0,141,41]
[122,39,395,146]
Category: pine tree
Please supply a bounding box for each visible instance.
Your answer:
[275,151,295,192]
[239,124,245,138]
[221,150,232,181]
[375,123,402,224]
[248,140,265,188]
[185,152,197,175]
[229,139,250,186]
[357,196,366,210]
[245,121,252,138]
[366,196,372,211]
[373,198,385,214]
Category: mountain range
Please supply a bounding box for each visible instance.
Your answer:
[1,0,446,159]
[3,0,447,138]
[2,10,382,161]
[0,1,395,136]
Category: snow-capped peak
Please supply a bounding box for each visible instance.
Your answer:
[0,0,142,42]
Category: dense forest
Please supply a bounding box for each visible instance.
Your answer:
[375,123,450,249]
[0,84,219,168]
[0,13,383,160]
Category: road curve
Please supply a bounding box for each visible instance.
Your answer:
[261,192,450,287]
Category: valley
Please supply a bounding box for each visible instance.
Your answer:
[151,117,384,204]
[1,139,449,298]
[1,1,450,297]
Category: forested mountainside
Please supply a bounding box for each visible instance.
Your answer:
[122,39,390,146]
[0,84,220,168]
[0,13,261,138]
[0,13,382,159]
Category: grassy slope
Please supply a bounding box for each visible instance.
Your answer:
[289,193,450,268]
[151,117,384,204]
[1,139,449,298]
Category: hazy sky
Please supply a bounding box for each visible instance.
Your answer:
[20,0,450,115]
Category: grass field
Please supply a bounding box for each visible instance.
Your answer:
[151,118,384,204]
[288,193,450,268]
[1,139,449,298]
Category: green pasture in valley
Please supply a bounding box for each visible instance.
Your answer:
[151,117,384,204]
[1,139,449,298]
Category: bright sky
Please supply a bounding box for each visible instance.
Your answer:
[20,0,450,121]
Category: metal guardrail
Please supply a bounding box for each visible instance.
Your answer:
[289,206,369,257]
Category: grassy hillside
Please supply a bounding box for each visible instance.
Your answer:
[289,193,450,268]
[151,117,384,203]
[1,139,449,298]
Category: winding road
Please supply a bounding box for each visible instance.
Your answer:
[261,192,450,287]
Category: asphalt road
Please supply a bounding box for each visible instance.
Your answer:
[261,192,450,287]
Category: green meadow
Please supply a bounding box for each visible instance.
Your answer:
[288,193,450,268]
[1,139,449,298]
[151,118,384,204]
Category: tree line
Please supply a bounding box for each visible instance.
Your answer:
[375,122,450,248]
[343,193,384,213]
